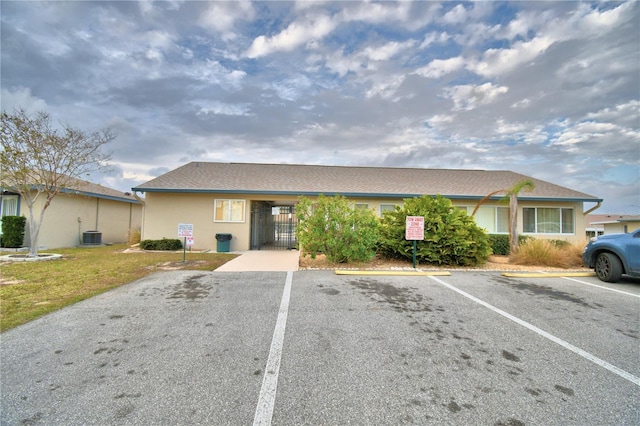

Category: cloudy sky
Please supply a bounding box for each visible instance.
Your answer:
[1,1,638,213]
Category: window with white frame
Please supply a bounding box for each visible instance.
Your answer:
[469,206,509,233]
[0,195,19,236]
[214,199,246,222]
[1,195,19,217]
[379,203,400,216]
[523,207,574,234]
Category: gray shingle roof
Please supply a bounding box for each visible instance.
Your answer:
[3,173,139,203]
[132,162,601,202]
[62,177,139,203]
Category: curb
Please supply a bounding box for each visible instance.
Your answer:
[335,270,451,276]
[501,272,596,278]
[0,253,63,263]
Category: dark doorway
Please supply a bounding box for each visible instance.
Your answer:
[250,202,297,250]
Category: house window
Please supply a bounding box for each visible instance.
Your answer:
[214,199,246,222]
[497,207,509,233]
[1,195,19,217]
[379,204,400,216]
[354,203,369,209]
[0,195,19,236]
[471,206,509,233]
[523,207,574,234]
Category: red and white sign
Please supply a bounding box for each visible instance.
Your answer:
[178,223,194,238]
[186,237,194,247]
[405,216,425,240]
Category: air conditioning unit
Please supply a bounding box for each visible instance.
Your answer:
[82,231,102,245]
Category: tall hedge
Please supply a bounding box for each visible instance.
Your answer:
[296,194,380,263]
[1,216,26,248]
[379,195,491,266]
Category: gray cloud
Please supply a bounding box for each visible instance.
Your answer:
[1,1,638,213]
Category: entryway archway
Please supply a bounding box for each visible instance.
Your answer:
[250,202,297,250]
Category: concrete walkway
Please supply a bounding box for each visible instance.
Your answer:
[215,249,300,272]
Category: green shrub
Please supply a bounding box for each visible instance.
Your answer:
[1,216,26,248]
[489,234,531,255]
[296,195,380,263]
[140,238,183,251]
[488,234,510,255]
[379,195,491,266]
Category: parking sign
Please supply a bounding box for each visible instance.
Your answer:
[405,216,424,240]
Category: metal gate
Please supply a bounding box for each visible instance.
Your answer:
[250,202,297,250]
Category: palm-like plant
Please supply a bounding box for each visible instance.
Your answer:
[472,179,535,255]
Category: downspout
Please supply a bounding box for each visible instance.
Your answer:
[133,191,145,240]
[133,191,145,205]
[584,201,602,215]
[95,198,100,230]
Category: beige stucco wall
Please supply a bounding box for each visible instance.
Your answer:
[24,193,142,249]
[140,193,299,251]
[140,193,592,251]
[603,221,640,234]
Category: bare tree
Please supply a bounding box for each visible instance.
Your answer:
[1,108,114,256]
[472,179,535,255]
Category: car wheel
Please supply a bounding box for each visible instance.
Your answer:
[595,252,623,283]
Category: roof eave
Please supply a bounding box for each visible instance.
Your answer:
[59,188,140,204]
[131,188,602,203]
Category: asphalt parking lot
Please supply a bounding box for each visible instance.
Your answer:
[1,270,638,425]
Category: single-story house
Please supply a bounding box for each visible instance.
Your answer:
[132,162,602,252]
[1,178,142,249]
[587,214,640,235]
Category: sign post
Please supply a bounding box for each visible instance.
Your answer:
[405,216,425,268]
[178,223,194,262]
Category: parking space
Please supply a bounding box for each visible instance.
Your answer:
[439,272,640,377]
[1,271,638,425]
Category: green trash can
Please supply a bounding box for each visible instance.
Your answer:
[215,233,232,252]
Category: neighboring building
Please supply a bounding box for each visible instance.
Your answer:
[1,179,142,249]
[132,162,602,252]
[587,214,640,236]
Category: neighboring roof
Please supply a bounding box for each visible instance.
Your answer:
[133,162,601,203]
[588,214,640,225]
[59,178,140,203]
[2,175,139,204]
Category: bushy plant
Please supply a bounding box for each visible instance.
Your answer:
[128,227,141,245]
[489,234,531,255]
[1,216,26,248]
[488,234,510,255]
[140,238,183,251]
[296,195,380,263]
[511,238,583,268]
[548,239,570,248]
[379,195,491,266]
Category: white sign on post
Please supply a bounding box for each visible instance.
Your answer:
[178,223,194,238]
[186,237,194,247]
[405,216,425,240]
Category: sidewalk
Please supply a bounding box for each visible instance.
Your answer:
[215,250,300,272]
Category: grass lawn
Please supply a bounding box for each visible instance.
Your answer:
[0,244,237,332]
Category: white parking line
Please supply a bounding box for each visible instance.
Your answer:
[428,275,640,387]
[253,271,293,426]
[561,277,640,298]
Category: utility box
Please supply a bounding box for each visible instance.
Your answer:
[215,233,232,252]
[82,231,102,245]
